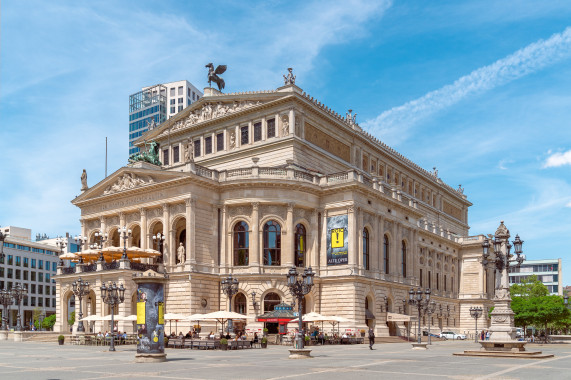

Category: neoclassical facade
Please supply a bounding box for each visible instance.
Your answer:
[54,79,496,336]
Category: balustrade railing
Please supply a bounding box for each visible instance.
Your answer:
[103,261,120,270]
[130,262,159,272]
[62,267,75,274]
[196,165,213,179]
[227,168,253,177]
[327,172,348,183]
[83,263,97,272]
[259,168,287,176]
[293,170,314,182]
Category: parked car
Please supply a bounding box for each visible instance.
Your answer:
[439,331,466,340]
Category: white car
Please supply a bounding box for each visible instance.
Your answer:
[440,331,466,340]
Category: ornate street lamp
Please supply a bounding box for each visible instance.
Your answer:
[72,277,90,333]
[93,231,108,262]
[481,221,524,342]
[120,227,132,260]
[286,266,315,350]
[424,300,436,344]
[11,284,27,331]
[408,288,431,344]
[0,289,12,330]
[470,307,483,342]
[56,237,67,266]
[153,233,165,263]
[74,235,87,264]
[100,282,125,352]
[221,275,239,333]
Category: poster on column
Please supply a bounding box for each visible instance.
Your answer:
[327,214,348,265]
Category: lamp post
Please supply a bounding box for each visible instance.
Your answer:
[11,284,27,331]
[153,233,165,263]
[72,277,90,333]
[100,282,125,352]
[120,227,132,260]
[481,222,524,341]
[425,300,436,344]
[408,288,431,344]
[470,307,483,342]
[437,304,450,329]
[0,289,12,330]
[221,275,239,333]
[56,237,67,267]
[93,231,108,262]
[286,266,315,350]
[74,235,87,264]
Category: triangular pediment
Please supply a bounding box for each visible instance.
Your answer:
[72,166,188,204]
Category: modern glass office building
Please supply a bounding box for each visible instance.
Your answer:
[129,80,202,156]
[509,258,562,295]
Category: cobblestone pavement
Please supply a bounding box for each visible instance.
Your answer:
[0,340,570,380]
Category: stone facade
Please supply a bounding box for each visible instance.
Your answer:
[54,82,492,337]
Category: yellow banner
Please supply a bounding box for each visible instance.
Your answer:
[137,302,146,324]
[158,302,164,325]
[331,228,344,248]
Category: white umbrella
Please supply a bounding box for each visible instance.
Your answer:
[185,313,206,321]
[164,313,188,320]
[200,311,253,333]
[102,314,125,321]
[79,315,103,321]
[124,315,138,321]
[288,312,330,323]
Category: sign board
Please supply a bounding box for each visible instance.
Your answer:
[327,214,348,265]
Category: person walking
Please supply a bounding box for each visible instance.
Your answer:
[368,327,375,350]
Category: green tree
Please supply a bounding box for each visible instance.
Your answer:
[68,311,75,328]
[532,295,570,335]
[32,307,42,330]
[510,275,549,298]
[43,314,56,330]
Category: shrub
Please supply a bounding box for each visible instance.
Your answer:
[304,335,310,342]
[220,338,228,344]
[58,335,65,341]
[261,337,267,344]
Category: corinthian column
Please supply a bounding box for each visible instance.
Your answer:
[185,197,196,266]
[284,203,294,267]
[140,208,147,250]
[162,203,170,265]
[251,202,260,269]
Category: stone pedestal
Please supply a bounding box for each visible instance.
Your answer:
[411,343,428,350]
[288,349,313,359]
[0,331,8,340]
[135,353,167,363]
[13,331,23,342]
[487,288,517,342]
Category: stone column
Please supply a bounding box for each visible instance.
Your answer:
[119,212,126,230]
[357,208,363,270]
[309,210,319,269]
[100,217,107,247]
[185,198,196,266]
[140,208,147,250]
[372,214,379,272]
[220,205,227,270]
[80,220,86,250]
[379,215,385,275]
[251,202,260,269]
[347,206,357,269]
[392,222,398,276]
[288,109,295,136]
[162,203,170,265]
[284,203,294,267]
[320,209,328,270]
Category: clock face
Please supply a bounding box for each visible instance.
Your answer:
[201,298,207,308]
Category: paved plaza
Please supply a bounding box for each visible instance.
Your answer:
[0,340,570,380]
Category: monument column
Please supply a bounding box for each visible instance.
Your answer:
[309,210,319,269]
[357,208,363,270]
[251,202,260,269]
[288,109,295,136]
[347,206,357,269]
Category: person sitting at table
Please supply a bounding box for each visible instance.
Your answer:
[342,332,348,339]
[185,330,192,339]
[97,331,104,338]
[178,332,184,339]
[208,331,214,339]
[318,331,325,345]
[225,332,231,340]
[169,331,176,338]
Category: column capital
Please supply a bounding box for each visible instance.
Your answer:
[185,197,196,207]
[347,205,355,214]
[162,203,170,212]
[252,202,260,210]
[139,207,147,217]
[287,202,294,212]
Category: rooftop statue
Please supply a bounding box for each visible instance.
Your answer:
[205,63,227,91]
[81,169,88,192]
[129,140,162,166]
[283,67,296,85]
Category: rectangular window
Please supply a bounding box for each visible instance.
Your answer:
[23,271,28,281]
[173,146,180,163]
[31,297,36,307]
[16,256,21,266]
[31,259,36,268]
[163,149,169,165]
[31,271,36,281]
[38,285,43,294]
[46,273,50,283]
[39,272,44,282]
[194,140,201,157]
[24,257,29,267]
[241,125,249,145]
[451,277,454,293]
[178,105,183,112]
[192,92,196,100]
[170,87,175,96]
[420,268,423,287]
[205,136,212,154]
[0,267,3,277]
[52,262,57,272]
[31,284,36,294]
[23,296,28,307]
[7,269,12,279]
[45,298,50,307]
[8,255,13,265]
[178,86,183,95]
[38,297,43,307]
[15,269,20,280]
[267,118,276,138]
[436,273,440,290]
[178,97,183,104]
[170,106,175,113]
[444,275,447,291]
[188,88,191,97]
[428,271,431,288]
[45,285,50,295]
[39,260,43,270]
[254,122,262,142]
[216,132,224,151]
[170,99,175,105]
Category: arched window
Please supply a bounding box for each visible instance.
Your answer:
[234,293,247,315]
[233,221,249,266]
[401,241,407,278]
[294,224,306,268]
[263,221,281,266]
[363,228,370,270]
[263,292,281,313]
[383,235,389,274]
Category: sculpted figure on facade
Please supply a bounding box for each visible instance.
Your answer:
[229,132,236,149]
[177,242,186,264]
[281,115,289,136]
[184,140,193,162]
[283,67,296,85]
[81,169,88,191]
[103,173,154,195]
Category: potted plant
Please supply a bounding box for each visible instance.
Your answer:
[261,337,268,348]
[304,335,311,346]
[164,336,169,347]
[263,328,268,336]
[360,329,366,337]
[58,335,65,345]
[220,338,228,350]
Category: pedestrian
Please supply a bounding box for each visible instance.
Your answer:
[485,331,490,340]
[480,330,485,341]
[368,327,375,350]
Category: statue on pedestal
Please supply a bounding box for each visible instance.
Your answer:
[177,243,186,264]
[81,169,88,191]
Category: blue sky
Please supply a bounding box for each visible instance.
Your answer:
[1,1,570,283]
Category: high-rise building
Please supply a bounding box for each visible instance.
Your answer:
[509,258,562,295]
[128,80,202,156]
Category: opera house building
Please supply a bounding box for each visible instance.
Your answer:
[54,76,496,337]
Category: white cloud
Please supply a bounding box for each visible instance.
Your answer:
[362,26,571,145]
[543,149,571,168]
[566,200,571,208]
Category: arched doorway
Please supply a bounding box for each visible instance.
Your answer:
[173,217,186,264]
[130,225,141,248]
[110,228,120,247]
[263,292,281,334]
[365,297,375,328]
[151,222,164,263]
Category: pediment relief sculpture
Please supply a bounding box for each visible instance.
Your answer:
[103,173,155,195]
[168,100,263,134]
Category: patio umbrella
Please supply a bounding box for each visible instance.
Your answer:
[59,252,79,260]
[164,313,188,333]
[124,315,138,321]
[79,315,104,321]
[327,316,355,336]
[199,311,253,333]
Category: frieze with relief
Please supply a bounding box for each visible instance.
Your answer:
[293,208,316,223]
[148,207,163,219]
[126,212,140,224]
[383,220,393,232]
[166,101,263,134]
[260,205,287,221]
[442,200,463,221]
[103,173,155,195]
[305,123,350,162]
[107,215,119,227]
[170,203,186,215]
[86,219,101,230]
[228,206,252,219]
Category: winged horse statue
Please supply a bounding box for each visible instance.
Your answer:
[205,63,227,91]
